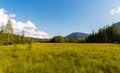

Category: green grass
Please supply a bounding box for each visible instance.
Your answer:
[0,43,120,73]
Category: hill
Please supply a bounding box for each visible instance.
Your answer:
[116,22,120,32]
[65,32,88,39]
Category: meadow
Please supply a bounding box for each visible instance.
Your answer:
[0,43,120,73]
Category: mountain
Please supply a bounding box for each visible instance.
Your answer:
[65,32,88,39]
[116,22,120,32]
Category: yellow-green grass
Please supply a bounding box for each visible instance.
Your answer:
[0,43,120,73]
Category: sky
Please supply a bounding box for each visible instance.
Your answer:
[0,0,120,38]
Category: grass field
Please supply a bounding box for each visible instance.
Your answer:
[0,43,120,73]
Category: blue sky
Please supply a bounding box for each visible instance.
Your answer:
[0,0,120,37]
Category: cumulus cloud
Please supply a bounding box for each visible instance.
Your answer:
[0,9,9,25]
[0,8,49,39]
[110,6,120,15]
[9,14,16,18]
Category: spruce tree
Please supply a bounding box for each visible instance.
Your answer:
[5,20,14,45]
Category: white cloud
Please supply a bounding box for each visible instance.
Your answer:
[110,6,120,15]
[0,8,49,39]
[24,21,36,30]
[0,9,9,25]
[9,14,16,18]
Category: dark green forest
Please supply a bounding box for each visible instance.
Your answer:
[86,24,120,43]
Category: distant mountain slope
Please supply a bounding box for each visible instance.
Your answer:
[116,22,120,32]
[65,32,88,39]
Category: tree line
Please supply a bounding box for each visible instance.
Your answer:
[0,20,28,45]
[0,20,120,44]
[49,36,85,43]
[0,20,46,45]
[85,24,120,43]
[49,23,120,43]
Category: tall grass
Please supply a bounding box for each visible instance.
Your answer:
[0,43,120,73]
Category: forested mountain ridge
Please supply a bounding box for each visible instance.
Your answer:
[116,22,120,32]
[65,32,88,39]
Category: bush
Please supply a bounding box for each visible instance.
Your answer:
[49,36,66,43]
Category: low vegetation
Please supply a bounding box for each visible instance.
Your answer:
[0,43,120,73]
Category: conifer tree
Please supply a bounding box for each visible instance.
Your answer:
[5,20,14,45]
[5,20,13,34]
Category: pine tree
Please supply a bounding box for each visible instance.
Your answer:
[5,20,13,34]
[0,23,5,45]
[110,24,120,43]
[21,30,26,44]
[4,20,14,45]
